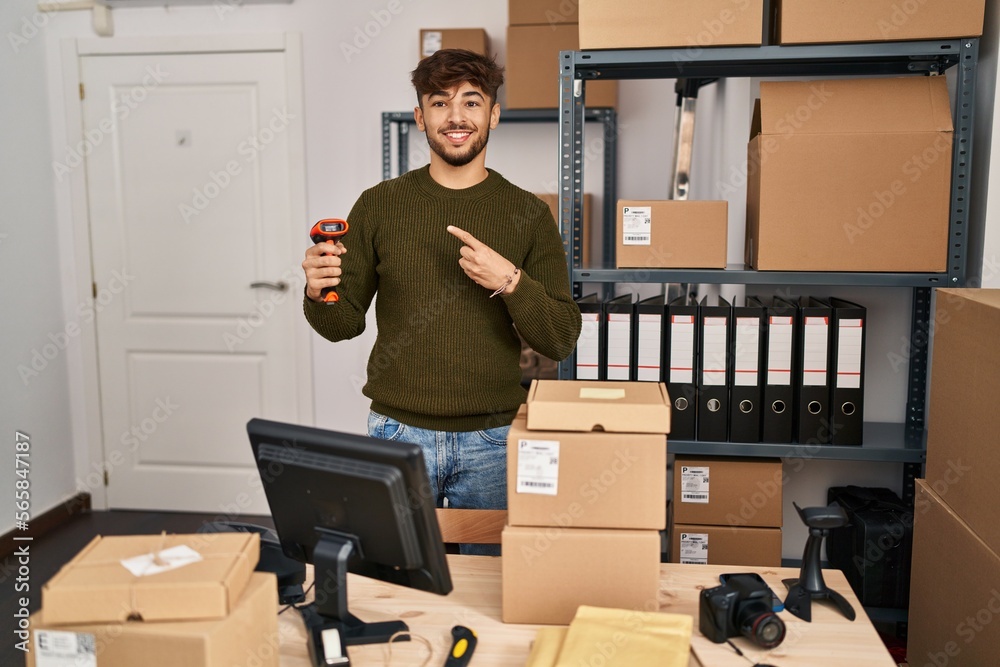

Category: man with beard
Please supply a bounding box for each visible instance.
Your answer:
[301,49,581,553]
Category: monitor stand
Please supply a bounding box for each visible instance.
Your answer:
[298,533,409,666]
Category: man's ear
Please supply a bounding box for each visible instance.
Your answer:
[414,105,425,132]
[489,103,500,130]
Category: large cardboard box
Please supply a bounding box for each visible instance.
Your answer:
[509,0,578,26]
[506,24,617,110]
[778,0,985,44]
[746,76,952,272]
[908,480,1000,667]
[615,200,727,269]
[41,533,259,625]
[925,289,1000,554]
[671,524,781,566]
[525,379,671,434]
[27,573,279,667]
[502,525,661,624]
[579,0,764,49]
[672,456,783,527]
[419,28,490,60]
[507,413,667,530]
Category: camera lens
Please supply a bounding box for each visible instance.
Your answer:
[742,610,786,649]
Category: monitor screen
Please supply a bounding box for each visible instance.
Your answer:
[247,418,452,661]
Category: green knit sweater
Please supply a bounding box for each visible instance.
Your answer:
[304,166,581,431]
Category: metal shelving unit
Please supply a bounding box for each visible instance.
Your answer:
[382,108,620,266]
[557,39,980,497]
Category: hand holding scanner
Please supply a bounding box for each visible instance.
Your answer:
[310,218,349,304]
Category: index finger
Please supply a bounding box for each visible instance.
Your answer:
[447,225,484,249]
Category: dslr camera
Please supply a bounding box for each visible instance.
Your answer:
[699,574,786,649]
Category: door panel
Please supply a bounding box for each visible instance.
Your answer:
[81,49,302,512]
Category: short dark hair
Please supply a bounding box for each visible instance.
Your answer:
[411,49,504,107]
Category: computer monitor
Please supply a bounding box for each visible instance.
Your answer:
[246,418,452,664]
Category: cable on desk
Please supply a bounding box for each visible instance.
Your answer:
[726,639,783,667]
[278,581,316,615]
[384,629,433,667]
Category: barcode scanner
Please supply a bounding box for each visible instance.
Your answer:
[309,218,349,304]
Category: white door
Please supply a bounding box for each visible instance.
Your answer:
[80,46,305,512]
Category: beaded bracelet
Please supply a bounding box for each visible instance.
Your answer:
[489,268,520,298]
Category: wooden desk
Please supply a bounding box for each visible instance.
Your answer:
[277,556,896,666]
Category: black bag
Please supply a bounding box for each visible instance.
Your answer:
[826,486,913,609]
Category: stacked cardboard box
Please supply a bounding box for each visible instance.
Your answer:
[670,456,782,566]
[746,76,952,272]
[615,199,728,269]
[418,28,490,60]
[908,289,1000,665]
[506,0,617,109]
[26,533,279,667]
[502,380,670,624]
[776,0,984,44]
[579,0,765,49]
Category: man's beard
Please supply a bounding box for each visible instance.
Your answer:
[426,124,491,167]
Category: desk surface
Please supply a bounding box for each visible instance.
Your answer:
[277,556,896,667]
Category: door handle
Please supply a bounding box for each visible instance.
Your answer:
[250,281,288,292]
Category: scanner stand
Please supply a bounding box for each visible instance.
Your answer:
[782,503,857,623]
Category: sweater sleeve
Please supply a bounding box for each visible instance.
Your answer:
[502,205,582,361]
[303,196,379,343]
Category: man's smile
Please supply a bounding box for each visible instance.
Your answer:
[442,128,474,144]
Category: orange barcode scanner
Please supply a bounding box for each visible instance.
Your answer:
[309,218,349,304]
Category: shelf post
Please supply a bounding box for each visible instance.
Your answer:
[559,50,585,379]
[948,38,978,287]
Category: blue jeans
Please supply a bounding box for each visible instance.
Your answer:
[367,411,508,556]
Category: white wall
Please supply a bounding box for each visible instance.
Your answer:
[6,0,996,556]
[0,0,78,535]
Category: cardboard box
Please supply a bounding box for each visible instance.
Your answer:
[579,0,764,49]
[509,0,578,26]
[908,480,1000,667]
[525,379,671,434]
[506,24,617,110]
[671,524,781,566]
[746,76,952,272]
[507,413,667,530]
[535,192,592,267]
[502,525,661,624]
[419,28,490,60]
[778,0,985,44]
[615,200,727,269]
[27,573,279,667]
[41,533,259,625]
[925,289,1000,553]
[672,456,783,527]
